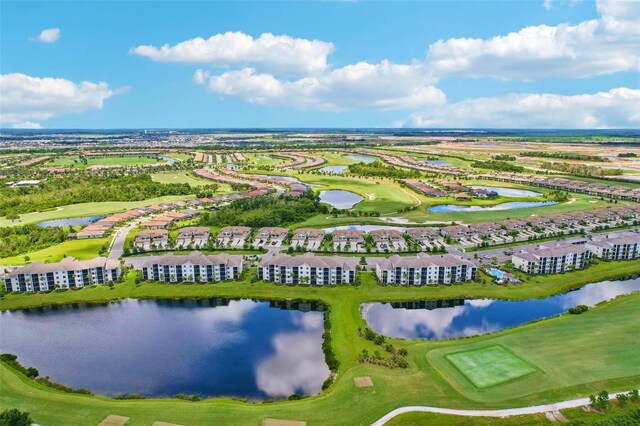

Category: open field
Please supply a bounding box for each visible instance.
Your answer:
[0,237,109,266]
[150,171,234,192]
[1,265,639,425]
[0,195,195,227]
[49,155,164,168]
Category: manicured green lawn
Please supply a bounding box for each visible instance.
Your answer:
[445,346,537,389]
[0,195,194,227]
[0,237,109,265]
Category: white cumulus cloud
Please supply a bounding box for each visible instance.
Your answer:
[37,28,61,43]
[130,31,334,76]
[197,60,445,111]
[403,87,640,129]
[0,73,122,128]
[426,0,640,79]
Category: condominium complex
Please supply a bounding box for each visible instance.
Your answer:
[3,257,121,292]
[141,252,243,283]
[512,243,592,274]
[586,234,640,260]
[258,253,359,285]
[375,253,477,285]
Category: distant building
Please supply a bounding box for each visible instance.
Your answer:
[4,257,121,292]
[375,253,477,285]
[473,188,498,198]
[176,227,210,248]
[512,243,592,274]
[586,234,639,260]
[258,253,358,285]
[141,252,243,283]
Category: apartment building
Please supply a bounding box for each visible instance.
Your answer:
[141,252,243,283]
[375,253,477,285]
[512,243,592,274]
[258,253,358,285]
[134,229,169,249]
[586,234,640,260]
[4,257,121,292]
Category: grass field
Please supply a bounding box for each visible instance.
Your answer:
[49,155,164,168]
[150,171,234,192]
[0,195,195,227]
[0,237,109,266]
[446,346,537,389]
[1,259,639,425]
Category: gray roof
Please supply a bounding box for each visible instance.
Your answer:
[377,253,475,270]
[259,253,359,269]
[142,251,243,267]
[7,257,119,277]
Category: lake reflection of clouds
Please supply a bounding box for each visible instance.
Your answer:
[255,319,330,398]
[363,278,640,340]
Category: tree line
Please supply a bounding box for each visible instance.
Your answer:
[347,161,421,178]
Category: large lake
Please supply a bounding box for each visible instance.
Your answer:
[429,201,556,213]
[319,190,364,209]
[344,155,376,163]
[0,299,329,399]
[362,277,640,340]
[469,186,541,197]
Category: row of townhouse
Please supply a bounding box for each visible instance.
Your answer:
[512,243,592,274]
[586,233,640,260]
[3,257,121,293]
[219,168,310,197]
[258,253,359,285]
[441,206,640,243]
[375,253,477,285]
[483,173,640,202]
[134,227,211,249]
[141,252,243,283]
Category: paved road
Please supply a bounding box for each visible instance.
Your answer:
[370,391,630,426]
[108,223,137,260]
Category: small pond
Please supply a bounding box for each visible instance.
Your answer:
[469,186,541,197]
[158,155,178,165]
[0,299,329,399]
[317,165,347,174]
[429,201,556,213]
[362,277,640,340]
[319,190,364,209]
[345,155,376,163]
[225,163,240,170]
[423,159,451,166]
[38,216,104,228]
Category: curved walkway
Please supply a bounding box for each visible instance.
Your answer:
[370,392,629,425]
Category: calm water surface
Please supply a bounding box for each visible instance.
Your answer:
[469,186,541,197]
[345,155,376,163]
[317,165,347,174]
[362,277,640,339]
[0,299,329,399]
[319,190,363,209]
[429,201,556,213]
[38,216,103,227]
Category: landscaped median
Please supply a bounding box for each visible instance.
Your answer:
[1,261,640,425]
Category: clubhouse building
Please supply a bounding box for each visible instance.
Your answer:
[141,252,243,283]
[3,257,121,292]
[258,253,359,285]
[375,253,477,285]
[512,243,592,274]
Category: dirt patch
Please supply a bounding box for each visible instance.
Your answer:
[354,376,374,387]
[262,419,307,426]
[98,415,129,426]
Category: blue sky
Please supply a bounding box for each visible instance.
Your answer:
[1,0,638,128]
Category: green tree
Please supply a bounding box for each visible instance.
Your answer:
[0,408,33,426]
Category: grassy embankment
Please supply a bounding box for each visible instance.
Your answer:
[1,260,639,425]
[0,238,110,266]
